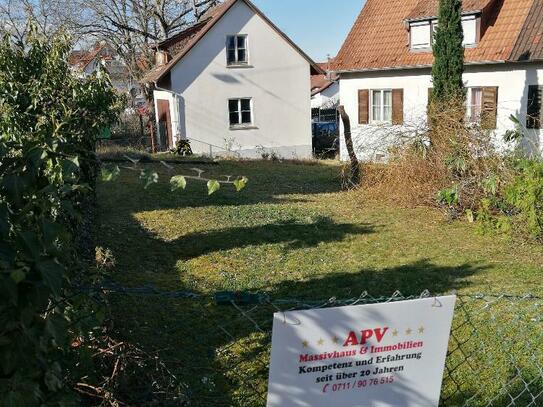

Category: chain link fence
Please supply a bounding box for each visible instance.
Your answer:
[101,285,543,406]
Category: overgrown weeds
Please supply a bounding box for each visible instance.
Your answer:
[359,97,542,241]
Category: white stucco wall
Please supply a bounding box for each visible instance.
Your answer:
[164,0,312,159]
[311,82,340,109]
[153,90,181,142]
[339,63,543,161]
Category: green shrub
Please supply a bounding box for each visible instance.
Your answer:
[0,30,120,404]
[504,160,543,239]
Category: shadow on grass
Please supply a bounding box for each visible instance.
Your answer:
[266,259,488,300]
[168,216,375,261]
[98,160,344,211]
[106,260,491,406]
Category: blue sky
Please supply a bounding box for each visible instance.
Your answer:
[251,0,365,62]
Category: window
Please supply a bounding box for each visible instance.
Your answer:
[226,35,248,65]
[229,98,253,127]
[465,87,499,129]
[468,87,483,123]
[409,15,479,51]
[527,85,542,129]
[410,21,432,50]
[371,90,392,123]
[462,16,478,46]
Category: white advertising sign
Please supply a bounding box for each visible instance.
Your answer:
[267,296,456,407]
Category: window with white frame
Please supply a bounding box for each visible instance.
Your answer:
[371,90,392,123]
[229,98,253,127]
[462,15,477,46]
[467,87,483,123]
[226,35,248,65]
[410,21,432,50]
[410,15,478,51]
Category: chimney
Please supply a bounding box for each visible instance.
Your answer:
[155,50,171,66]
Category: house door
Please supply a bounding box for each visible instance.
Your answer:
[156,99,173,150]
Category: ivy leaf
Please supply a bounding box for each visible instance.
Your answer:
[170,175,187,191]
[233,176,248,192]
[207,180,221,195]
[101,165,120,182]
[139,169,159,189]
[10,269,25,284]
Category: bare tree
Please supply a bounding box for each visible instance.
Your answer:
[0,0,219,81]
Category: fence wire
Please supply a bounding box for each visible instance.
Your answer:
[103,285,543,407]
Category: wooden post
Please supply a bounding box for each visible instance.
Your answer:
[338,105,360,187]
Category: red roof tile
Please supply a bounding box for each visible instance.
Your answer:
[406,0,494,21]
[334,0,535,72]
[511,0,543,61]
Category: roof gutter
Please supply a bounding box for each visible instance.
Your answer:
[333,59,509,75]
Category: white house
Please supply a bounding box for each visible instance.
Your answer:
[311,64,339,110]
[334,0,543,161]
[143,0,322,158]
[69,42,144,102]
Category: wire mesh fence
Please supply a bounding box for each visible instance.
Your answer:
[102,284,543,406]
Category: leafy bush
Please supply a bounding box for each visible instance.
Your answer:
[0,30,119,404]
[503,160,543,239]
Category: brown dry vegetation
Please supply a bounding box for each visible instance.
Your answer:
[359,99,513,212]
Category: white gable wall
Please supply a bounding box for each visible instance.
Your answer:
[167,0,312,158]
[339,63,543,161]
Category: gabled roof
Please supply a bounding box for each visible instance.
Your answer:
[143,0,322,84]
[311,63,338,96]
[333,0,536,73]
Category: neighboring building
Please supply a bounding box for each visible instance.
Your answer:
[311,63,339,110]
[69,42,145,104]
[143,0,322,158]
[334,0,543,161]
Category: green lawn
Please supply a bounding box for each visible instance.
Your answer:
[96,160,543,406]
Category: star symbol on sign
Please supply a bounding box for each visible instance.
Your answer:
[419,326,425,334]
[332,336,340,344]
[406,328,413,335]
[302,340,309,348]
[392,329,399,337]
[317,338,325,346]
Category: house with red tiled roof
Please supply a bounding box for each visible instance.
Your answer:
[69,42,145,103]
[142,0,322,157]
[311,62,339,110]
[334,0,543,161]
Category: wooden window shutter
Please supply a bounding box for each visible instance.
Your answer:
[527,85,542,129]
[392,89,404,125]
[358,89,369,124]
[481,87,498,130]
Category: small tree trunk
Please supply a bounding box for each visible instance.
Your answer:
[338,105,360,187]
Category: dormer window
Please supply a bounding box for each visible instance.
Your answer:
[409,14,480,51]
[410,20,437,50]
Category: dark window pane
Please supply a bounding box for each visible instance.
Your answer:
[241,111,252,124]
[240,99,251,111]
[237,36,246,48]
[227,50,236,64]
[227,36,236,49]
[229,99,238,113]
[229,112,240,125]
[237,49,247,63]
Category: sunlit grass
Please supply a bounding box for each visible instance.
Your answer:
[97,160,543,406]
